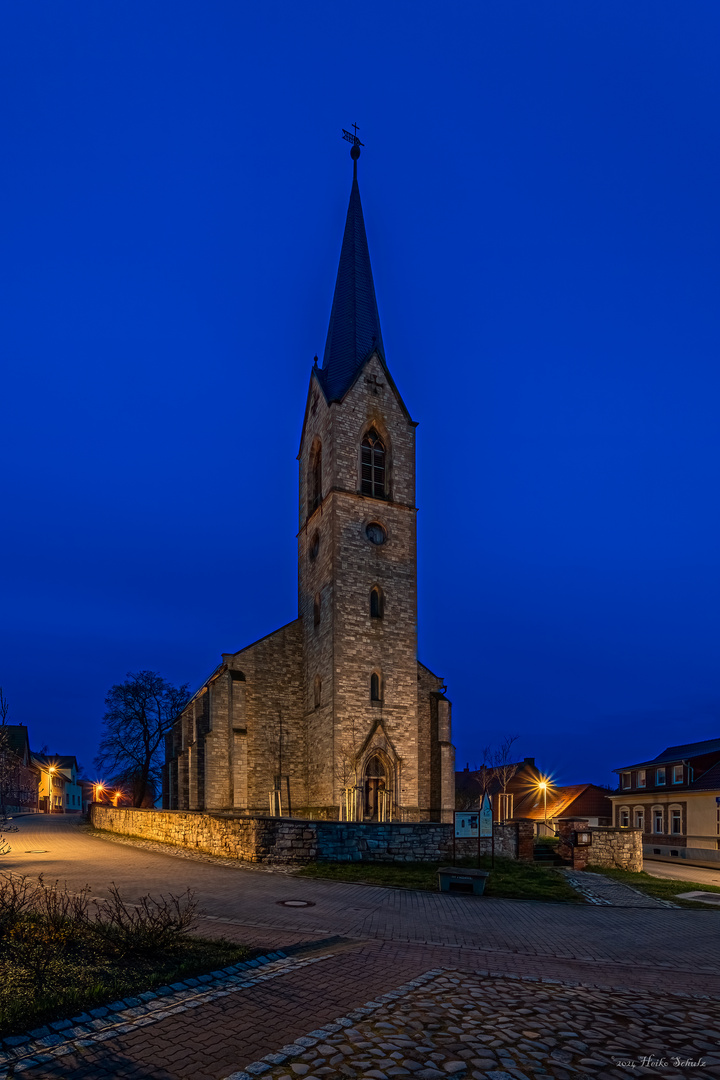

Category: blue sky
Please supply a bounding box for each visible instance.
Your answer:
[2,2,719,787]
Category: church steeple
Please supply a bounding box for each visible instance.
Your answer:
[318,134,384,403]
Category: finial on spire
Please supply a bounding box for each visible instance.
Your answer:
[342,124,364,162]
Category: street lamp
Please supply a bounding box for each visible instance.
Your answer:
[94,782,104,803]
[47,766,55,815]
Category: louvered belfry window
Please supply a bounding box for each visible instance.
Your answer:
[361,430,386,498]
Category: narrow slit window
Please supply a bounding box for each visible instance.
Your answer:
[370,672,381,701]
[361,430,386,498]
[309,441,322,514]
[370,586,384,619]
[314,675,322,709]
[314,593,321,627]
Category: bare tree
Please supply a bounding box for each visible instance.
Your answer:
[455,745,495,810]
[0,688,9,726]
[492,734,521,795]
[0,729,24,818]
[94,671,189,808]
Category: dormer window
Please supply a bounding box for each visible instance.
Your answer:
[637,770,646,788]
[361,430,386,498]
[672,765,683,784]
[656,767,666,786]
[621,772,631,789]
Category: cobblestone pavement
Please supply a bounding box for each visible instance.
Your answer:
[559,869,676,907]
[226,967,720,1080]
[6,817,720,1080]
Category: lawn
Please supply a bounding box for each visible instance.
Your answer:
[587,864,720,909]
[0,874,249,1037]
[297,855,583,903]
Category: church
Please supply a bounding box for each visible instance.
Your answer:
[163,135,455,823]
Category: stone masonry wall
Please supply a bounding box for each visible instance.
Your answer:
[557,818,643,872]
[91,806,521,865]
[587,826,643,872]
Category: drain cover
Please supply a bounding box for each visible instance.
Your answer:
[276,900,315,908]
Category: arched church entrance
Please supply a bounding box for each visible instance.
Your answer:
[363,754,388,820]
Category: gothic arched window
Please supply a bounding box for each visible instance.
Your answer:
[370,672,382,702]
[314,675,322,708]
[361,430,386,499]
[370,586,384,619]
[309,440,322,515]
[314,593,321,627]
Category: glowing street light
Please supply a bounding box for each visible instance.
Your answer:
[534,776,552,836]
[94,782,104,803]
[47,765,55,815]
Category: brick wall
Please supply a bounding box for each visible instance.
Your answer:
[91,806,521,865]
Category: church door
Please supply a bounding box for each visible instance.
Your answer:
[363,755,387,820]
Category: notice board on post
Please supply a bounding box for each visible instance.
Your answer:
[479,793,493,837]
[454,811,479,838]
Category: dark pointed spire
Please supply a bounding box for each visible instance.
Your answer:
[318,136,384,402]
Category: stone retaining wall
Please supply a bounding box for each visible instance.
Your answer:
[557,818,643,872]
[90,806,528,864]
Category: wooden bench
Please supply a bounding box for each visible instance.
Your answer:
[437,866,489,895]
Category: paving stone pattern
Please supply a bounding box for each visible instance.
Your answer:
[0,952,329,1078]
[559,869,676,908]
[226,969,720,1080]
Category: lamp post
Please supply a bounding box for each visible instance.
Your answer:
[538,779,548,837]
[94,782,104,803]
[47,766,55,815]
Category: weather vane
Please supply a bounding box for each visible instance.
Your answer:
[342,124,364,160]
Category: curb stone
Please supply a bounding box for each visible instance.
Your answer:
[0,950,338,1080]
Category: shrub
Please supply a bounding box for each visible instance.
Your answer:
[0,874,40,937]
[90,884,199,957]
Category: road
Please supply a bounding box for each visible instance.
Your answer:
[644,856,720,888]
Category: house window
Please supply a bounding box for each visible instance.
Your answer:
[361,430,386,499]
[671,809,682,835]
[672,765,683,784]
[314,593,321,627]
[309,441,322,514]
[620,808,630,828]
[656,767,666,786]
[634,809,645,831]
[313,675,322,709]
[370,586,384,619]
[637,770,646,788]
[370,672,382,701]
[653,809,664,834]
[621,772,631,789]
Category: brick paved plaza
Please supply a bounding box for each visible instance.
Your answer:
[3,817,720,1080]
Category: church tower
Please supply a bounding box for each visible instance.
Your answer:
[298,135,454,820]
[165,133,454,823]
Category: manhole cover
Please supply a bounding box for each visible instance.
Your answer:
[25,850,48,853]
[276,900,315,908]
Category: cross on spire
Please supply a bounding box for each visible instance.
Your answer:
[342,124,364,148]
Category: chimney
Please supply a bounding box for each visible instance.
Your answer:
[524,757,535,766]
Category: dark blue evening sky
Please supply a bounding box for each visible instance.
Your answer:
[2,2,719,788]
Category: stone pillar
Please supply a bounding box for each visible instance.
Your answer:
[438,699,455,824]
[557,817,591,870]
[515,818,535,862]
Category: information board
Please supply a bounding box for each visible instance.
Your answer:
[454,811,478,838]
[479,793,493,837]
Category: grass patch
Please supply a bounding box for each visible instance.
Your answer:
[587,865,720,909]
[298,856,583,904]
[0,874,249,1037]
[0,932,248,1037]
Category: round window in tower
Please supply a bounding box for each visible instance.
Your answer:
[309,531,320,560]
[365,522,387,546]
